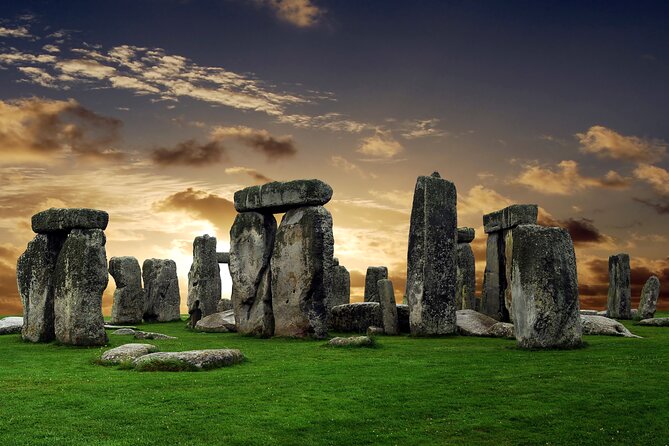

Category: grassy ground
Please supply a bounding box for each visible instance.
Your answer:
[1,312,668,446]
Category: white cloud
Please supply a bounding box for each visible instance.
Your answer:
[0,26,32,38]
[258,0,324,28]
[56,59,116,79]
[576,125,666,163]
[400,119,447,139]
[633,163,669,195]
[357,131,404,159]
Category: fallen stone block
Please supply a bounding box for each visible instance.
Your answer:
[100,343,158,364]
[133,349,244,371]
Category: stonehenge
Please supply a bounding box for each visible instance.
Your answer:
[142,259,181,322]
[456,227,476,311]
[109,256,145,325]
[607,253,631,319]
[187,234,221,318]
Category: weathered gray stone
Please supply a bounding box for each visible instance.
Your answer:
[579,309,599,315]
[457,227,475,243]
[364,266,388,303]
[638,276,660,320]
[637,317,669,327]
[109,256,144,325]
[328,336,374,347]
[234,179,333,213]
[481,232,507,321]
[104,324,138,330]
[271,206,333,338]
[187,234,221,318]
[133,349,244,371]
[456,309,498,336]
[406,172,458,335]
[229,212,276,337]
[31,208,109,234]
[377,279,399,335]
[367,326,385,336]
[0,317,23,335]
[607,253,631,320]
[101,343,158,364]
[112,328,137,335]
[596,310,608,316]
[488,322,515,339]
[17,233,65,342]
[456,243,476,310]
[54,229,108,346]
[216,252,230,264]
[195,310,237,333]
[581,315,640,337]
[142,259,181,322]
[329,302,410,333]
[133,331,177,340]
[329,260,350,309]
[216,298,233,312]
[508,225,582,349]
[483,204,538,234]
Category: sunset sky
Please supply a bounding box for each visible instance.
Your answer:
[0,0,668,315]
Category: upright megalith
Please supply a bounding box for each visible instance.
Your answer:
[188,235,221,318]
[508,225,581,349]
[364,266,388,303]
[229,212,277,337]
[109,256,144,325]
[271,206,334,338]
[607,253,631,320]
[377,279,399,335]
[481,204,538,321]
[54,229,109,346]
[406,172,458,335]
[142,259,181,322]
[456,227,476,311]
[17,233,65,342]
[234,179,333,214]
[638,276,660,320]
[329,258,351,308]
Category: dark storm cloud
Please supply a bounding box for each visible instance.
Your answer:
[538,213,610,246]
[211,126,297,161]
[153,188,237,234]
[150,140,228,167]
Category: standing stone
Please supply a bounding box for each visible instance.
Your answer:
[508,225,581,349]
[406,172,458,335]
[607,253,631,320]
[638,276,660,320]
[271,206,334,338]
[17,234,66,342]
[109,256,145,325]
[377,279,399,335]
[456,229,476,311]
[229,212,277,337]
[142,259,181,322]
[234,179,333,214]
[364,266,388,303]
[54,229,109,346]
[329,258,351,308]
[187,234,221,318]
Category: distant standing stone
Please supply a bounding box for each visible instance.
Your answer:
[109,256,145,325]
[142,259,181,322]
[329,258,351,308]
[607,253,631,320]
[406,172,458,335]
[54,229,109,346]
[187,234,221,318]
[31,208,109,233]
[638,276,660,320]
[377,279,399,335]
[456,243,476,310]
[234,179,333,214]
[364,266,388,303]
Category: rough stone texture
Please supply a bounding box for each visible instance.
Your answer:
[142,259,181,322]
[271,206,334,338]
[133,331,177,340]
[229,212,276,337]
[328,336,374,347]
[112,328,137,335]
[406,172,458,335]
[508,225,582,349]
[456,243,476,310]
[31,208,109,234]
[488,322,515,339]
[101,343,158,364]
[364,266,388,303]
[0,317,23,335]
[481,232,507,321]
[187,234,221,318]
[367,326,385,336]
[133,349,244,371]
[377,279,399,335]
[638,276,660,320]
[17,233,65,342]
[638,318,669,327]
[195,310,237,333]
[596,310,608,316]
[217,299,233,312]
[54,229,108,346]
[234,179,333,214]
[216,252,230,264]
[581,315,640,337]
[456,309,498,336]
[329,260,351,309]
[580,310,599,315]
[109,256,144,325]
[105,324,137,330]
[457,227,475,243]
[607,253,631,320]
[483,204,538,234]
[329,302,410,333]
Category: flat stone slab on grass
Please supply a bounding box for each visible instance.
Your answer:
[581,315,640,338]
[32,208,109,233]
[132,349,244,371]
[111,328,137,335]
[134,331,177,340]
[488,322,515,339]
[456,309,497,336]
[638,318,669,327]
[195,310,236,333]
[234,179,333,213]
[0,317,23,335]
[105,324,138,330]
[328,336,375,348]
[101,343,158,364]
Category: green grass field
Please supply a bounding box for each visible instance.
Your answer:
[1,313,668,446]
